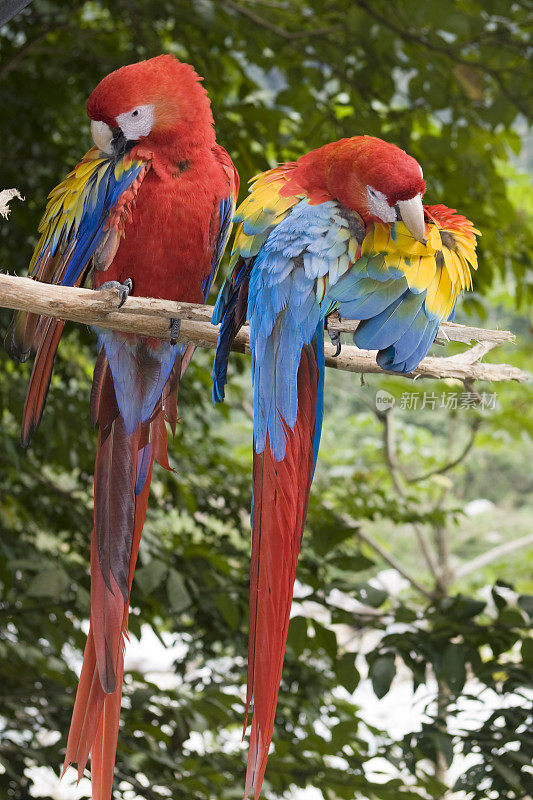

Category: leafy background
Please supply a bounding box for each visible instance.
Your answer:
[0,1,532,799]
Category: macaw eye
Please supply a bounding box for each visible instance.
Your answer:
[366,185,396,224]
[116,104,155,141]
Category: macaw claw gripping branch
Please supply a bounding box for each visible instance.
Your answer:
[0,273,527,384]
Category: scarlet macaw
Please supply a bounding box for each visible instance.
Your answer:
[212,136,478,798]
[5,55,239,799]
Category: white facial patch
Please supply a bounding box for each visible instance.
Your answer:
[115,104,155,141]
[366,186,396,223]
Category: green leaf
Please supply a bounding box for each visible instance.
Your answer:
[166,569,191,613]
[440,596,486,620]
[440,643,466,694]
[27,565,70,598]
[431,731,454,768]
[335,652,360,693]
[214,593,239,630]
[370,655,396,699]
[492,760,523,790]
[136,559,168,595]
[335,553,375,572]
[314,621,338,660]
[354,583,388,608]
[521,637,533,665]
[518,594,533,617]
[497,608,525,627]
[313,519,356,556]
[287,616,308,654]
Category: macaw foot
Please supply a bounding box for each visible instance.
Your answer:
[169,318,181,346]
[328,328,342,357]
[97,278,133,308]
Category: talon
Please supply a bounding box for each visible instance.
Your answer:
[328,328,342,357]
[169,318,181,346]
[118,278,133,308]
[97,278,133,308]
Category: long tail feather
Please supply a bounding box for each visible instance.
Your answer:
[63,347,179,798]
[244,336,323,799]
[63,458,153,796]
[62,630,105,782]
[90,652,124,800]
[4,308,42,363]
[212,258,252,403]
[92,416,139,693]
[20,317,65,447]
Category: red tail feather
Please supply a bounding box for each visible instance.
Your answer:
[63,352,179,797]
[63,459,153,794]
[4,308,42,363]
[89,651,124,800]
[245,345,319,799]
[20,318,65,447]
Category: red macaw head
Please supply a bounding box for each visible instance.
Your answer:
[86,54,215,157]
[284,136,427,241]
[338,136,427,240]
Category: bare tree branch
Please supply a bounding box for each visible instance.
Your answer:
[406,418,481,484]
[413,523,441,581]
[455,533,533,580]
[323,502,434,601]
[0,273,528,383]
[377,408,407,495]
[222,0,343,41]
[374,407,444,583]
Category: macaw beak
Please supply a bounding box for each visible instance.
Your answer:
[90,120,114,155]
[91,120,130,158]
[110,127,129,157]
[397,194,426,242]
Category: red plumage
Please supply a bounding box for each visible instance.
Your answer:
[245,342,320,799]
[279,135,425,217]
[213,135,435,798]
[93,144,232,303]
[20,318,65,446]
[6,54,239,799]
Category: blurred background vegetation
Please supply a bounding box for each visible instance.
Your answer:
[0,1,532,799]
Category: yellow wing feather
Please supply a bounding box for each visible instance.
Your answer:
[362,212,478,318]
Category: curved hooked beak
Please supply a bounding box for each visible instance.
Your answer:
[90,120,129,157]
[91,120,113,155]
[397,194,426,242]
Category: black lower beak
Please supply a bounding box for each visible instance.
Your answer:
[112,128,134,158]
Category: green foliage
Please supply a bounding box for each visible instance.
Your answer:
[0,2,532,800]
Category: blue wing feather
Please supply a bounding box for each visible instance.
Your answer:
[62,163,143,286]
[30,152,146,289]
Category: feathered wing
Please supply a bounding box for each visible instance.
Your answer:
[327,204,479,372]
[5,146,149,445]
[177,144,239,376]
[63,153,238,798]
[214,189,361,798]
[212,165,301,402]
[213,167,478,798]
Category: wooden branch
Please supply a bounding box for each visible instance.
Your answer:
[326,312,516,347]
[455,533,533,580]
[323,502,434,600]
[0,273,528,384]
[406,418,481,484]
